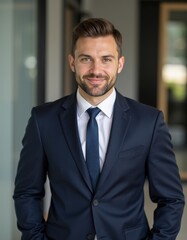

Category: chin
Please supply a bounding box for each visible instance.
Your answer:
[87,87,110,97]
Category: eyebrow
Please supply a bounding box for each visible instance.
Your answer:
[77,54,91,58]
[102,55,115,59]
[77,54,115,59]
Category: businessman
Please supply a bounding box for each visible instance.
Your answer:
[13,18,185,240]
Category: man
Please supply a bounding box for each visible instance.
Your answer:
[13,18,185,240]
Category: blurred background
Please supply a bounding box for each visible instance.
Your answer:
[0,0,186,239]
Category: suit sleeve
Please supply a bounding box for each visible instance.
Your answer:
[13,108,48,240]
[147,111,185,239]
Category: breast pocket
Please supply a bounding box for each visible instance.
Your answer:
[118,145,145,159]
[117,145,146,182]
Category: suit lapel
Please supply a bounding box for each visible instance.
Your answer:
[59,94,93,192]
[97,92,131,190]
[58,92,131,193]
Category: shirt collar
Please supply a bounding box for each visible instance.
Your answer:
[76,88,116,118]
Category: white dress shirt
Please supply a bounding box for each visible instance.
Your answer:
[77,88,116,240]
[76,88,116,171]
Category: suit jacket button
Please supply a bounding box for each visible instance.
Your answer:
[93,199,99,206]
[87,233,95,240]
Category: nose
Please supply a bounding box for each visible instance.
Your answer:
[89,60,101,74]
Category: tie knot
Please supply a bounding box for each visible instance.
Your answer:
[87,107,101,119]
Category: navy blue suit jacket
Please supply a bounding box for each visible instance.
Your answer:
[13,91,185,240]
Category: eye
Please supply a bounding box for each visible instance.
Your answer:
[80,57,92,63]
[102,57,113,63]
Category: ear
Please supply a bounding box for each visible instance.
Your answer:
[68,54,75,72]
[117,56,125,74]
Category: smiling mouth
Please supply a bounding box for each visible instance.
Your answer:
[87,77,105,84]
[83,74,108,84]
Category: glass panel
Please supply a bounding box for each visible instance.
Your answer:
[0,0,38,239]
[13,0,38,169]
[161,7,187,180]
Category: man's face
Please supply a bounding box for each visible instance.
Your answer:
[68,36,124,100]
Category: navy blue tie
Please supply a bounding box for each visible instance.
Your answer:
[86,107,101,189]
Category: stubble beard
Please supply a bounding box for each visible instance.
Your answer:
[76,73,118,97]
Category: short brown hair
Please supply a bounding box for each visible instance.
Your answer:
[72,18,123,57]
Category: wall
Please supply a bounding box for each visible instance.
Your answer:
[45,0,63,101]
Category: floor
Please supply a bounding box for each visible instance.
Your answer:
[144,182,187,240]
